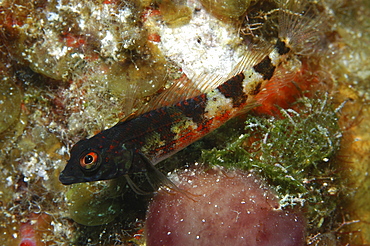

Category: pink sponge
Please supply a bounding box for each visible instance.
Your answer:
[145,167,305,246]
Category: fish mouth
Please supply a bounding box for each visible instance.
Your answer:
[59,170,101,184]
[59,171,79,185]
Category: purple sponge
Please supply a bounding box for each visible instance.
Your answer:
[146,167,305,246]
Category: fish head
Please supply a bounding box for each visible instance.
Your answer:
[59,134,133,185]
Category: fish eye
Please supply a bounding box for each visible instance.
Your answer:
[79,151,99,170]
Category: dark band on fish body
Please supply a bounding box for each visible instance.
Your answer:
[176,94,207,124]
[159,108,182,147]
[253,56,276,80]
[217,73,247,107]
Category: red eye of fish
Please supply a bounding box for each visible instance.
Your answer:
[80,152,99,170]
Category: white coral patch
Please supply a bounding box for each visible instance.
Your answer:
[157,1,244,78]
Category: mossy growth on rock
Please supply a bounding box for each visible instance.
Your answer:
[201,94,343,233]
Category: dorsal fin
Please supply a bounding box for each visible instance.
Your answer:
[117,81,141,122]
[134,72,225,116]
[228,43,275,77]
[118,112,137,123]
[122,43,275,122]
[136,43,275,116]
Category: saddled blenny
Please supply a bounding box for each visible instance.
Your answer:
[59,0,327,194]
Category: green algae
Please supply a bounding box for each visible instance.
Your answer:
[105,45,168,99]
[68,181,149,245]
[0,78,22,134]
[201,95,343,233]
[158,0,193,27]
[66,178,127,226]
[199,0,252,20]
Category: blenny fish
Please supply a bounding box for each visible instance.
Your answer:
[59,0,326,193]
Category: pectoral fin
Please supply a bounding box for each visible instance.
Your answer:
[126,152,198,201]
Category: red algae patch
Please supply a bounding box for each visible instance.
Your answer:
[145,167,305,246]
